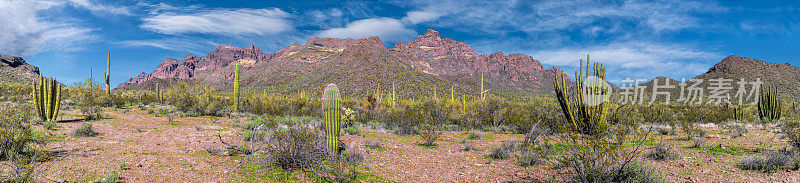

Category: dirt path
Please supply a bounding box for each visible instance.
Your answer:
[39,108,243,182]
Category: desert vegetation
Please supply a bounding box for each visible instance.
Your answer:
[2,54,800,183]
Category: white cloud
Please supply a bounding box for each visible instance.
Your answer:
[119,38,220,55]
[0,0,97,56]
[67,0,132,16]
[530,42,721,82]
[141,8,293,35]
[402,11,442,24]
[318,18,417,43]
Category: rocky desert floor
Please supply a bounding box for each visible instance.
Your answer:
[15,107,800,182]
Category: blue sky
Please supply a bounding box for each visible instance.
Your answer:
[1,0,799,87]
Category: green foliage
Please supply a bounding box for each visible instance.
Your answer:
[417,124,442,147]
[104,171,119,183]
[0,103,49,182]
[758,85,783,122]
[73,77,104,120]
[323,84,342,155]
[32,75,62,121]
[553,55,609,136]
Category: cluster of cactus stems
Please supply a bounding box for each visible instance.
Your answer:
[234,63,240,111]
[758,85,782,122]
[480,73,490,101]
[32,75,62,121]
[553,54,609,136]
[323,84,342,155]
[103,51,111,95]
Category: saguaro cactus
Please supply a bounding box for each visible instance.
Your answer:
[156,83,163,103]
[32,75,62,121]
[450,85,455,103]
[104,51,111,95]
[758,85,782,122]
[323,84,342,154]
[553,54,609,136]
[480,73,491,101]
[234,63,240,111]
[391,81,397,110]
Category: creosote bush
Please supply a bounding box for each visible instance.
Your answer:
[418,124,442,146]
[0,103,49,182]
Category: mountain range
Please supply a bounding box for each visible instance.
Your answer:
[117,29,567,97]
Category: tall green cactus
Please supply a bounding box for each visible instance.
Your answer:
[758,85,782,122]
[156,83,163,103]
[234,63,240,111]
[391,81,397,110]
[480,73,490,101]
[323,84,342,154]
[32,75,62,121]
[104,51,111,95]
[553,54,609,136]
[450,85,455,103]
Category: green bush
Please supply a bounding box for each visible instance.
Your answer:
[0,102,49,182]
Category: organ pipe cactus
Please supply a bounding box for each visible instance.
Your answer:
[32,75,62,121]
[553,54,609,136]
[234,63,240,111]
[323,84,342,154]
[758,85,782,122]
[104,51,111,95]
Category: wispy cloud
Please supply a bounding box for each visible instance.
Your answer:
[67,0,132,16]
[318,18,417,43]
[141,8,293,35]
[118,38,220,56]
[0,0,97,56]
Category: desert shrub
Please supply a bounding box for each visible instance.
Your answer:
[489,141,516,159]
[73,123,99,137]
[417,124,442,147]
[260,124,328,171]
[646,143,676,160]
[467,131,483,140]
[690,137,707,149]
[656,127,671,135]
[104,171,120,183]
[343,125,361,136]
[461,141,478,151]
[364,139,382,150]
[43,120,56,131]
[781,120,800,150]
[74,79,104,120]
[726,123,748,138]
[0,102,49,182]
[518,144,551,167]
[737,150,800,172]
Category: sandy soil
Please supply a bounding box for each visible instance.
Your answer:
[21,107,800,182]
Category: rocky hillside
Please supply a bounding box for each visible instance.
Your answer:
[119,29,567,96]
[635,55,800,104]
[0,55,40,83]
